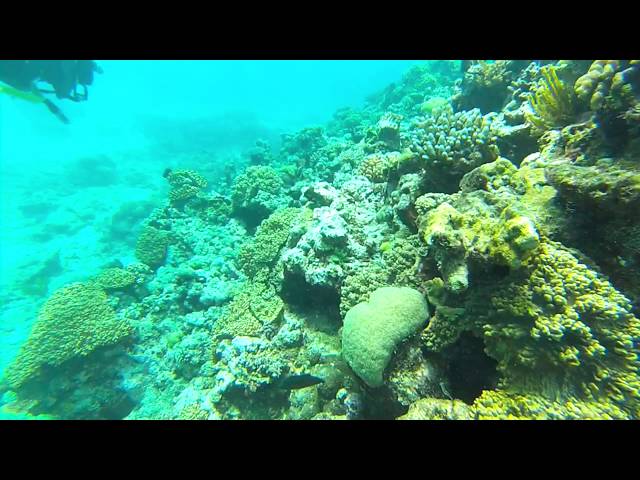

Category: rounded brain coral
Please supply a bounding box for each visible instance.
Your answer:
[3,283,132,390]
[341,286,429,388]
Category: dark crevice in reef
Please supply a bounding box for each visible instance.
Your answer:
[441,333,499,405]
[360,388,409,420]
[280,272,342,323]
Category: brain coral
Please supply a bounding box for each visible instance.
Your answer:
[341,286,429,388]
[3,283,131,389]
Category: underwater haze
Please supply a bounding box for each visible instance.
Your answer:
[1,59,639,420]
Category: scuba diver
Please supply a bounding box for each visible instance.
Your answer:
[0,60,102,124]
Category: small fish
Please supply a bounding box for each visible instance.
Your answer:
[277,374,324,390]
[439,381,453,400]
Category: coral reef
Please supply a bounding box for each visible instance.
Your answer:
[5,60,640,421]
[524,65,578,135]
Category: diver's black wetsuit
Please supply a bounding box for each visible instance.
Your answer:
[0,60,100,100]
[0,60,101,124]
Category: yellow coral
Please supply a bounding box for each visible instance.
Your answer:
[3,283,131,389]
[525,66,576,134]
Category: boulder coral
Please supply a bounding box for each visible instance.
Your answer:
[341,286,429,388]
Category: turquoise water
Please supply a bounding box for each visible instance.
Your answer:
[1,60,638,420]
[0,60,418,373]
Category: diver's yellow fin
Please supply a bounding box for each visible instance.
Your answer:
[0,83,46,104]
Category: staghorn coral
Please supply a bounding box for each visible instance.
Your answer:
[3,283,131,390]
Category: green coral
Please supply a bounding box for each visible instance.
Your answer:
[381,235,427,289]
[166,169,208,204]
[423,239,640,418]
[471,390,630,420]
[94,267,136,291]
[339,263,389,318]
[341,286,429,388]
[3,283,131,389]
[399,390,630,420]
[211,269,284,340]
[420,201,539,292]
[231,166,286,226]
[237,208,301,278]
[177,404,210,420]
[135,225,169,268]
[418,158,558,293]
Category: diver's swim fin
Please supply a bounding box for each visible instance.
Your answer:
[43,99,69,124]
[0,83,69,124]
[0,83,46,104]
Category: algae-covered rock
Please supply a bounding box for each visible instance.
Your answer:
[398,397,474,420]
[341,286,429,388]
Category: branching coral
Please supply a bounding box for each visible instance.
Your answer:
[403,105,498,191]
